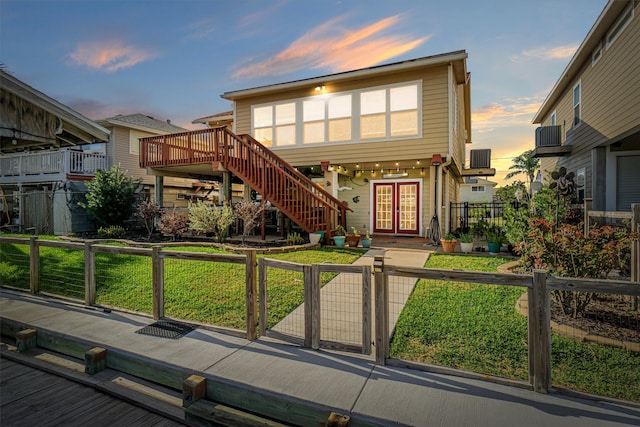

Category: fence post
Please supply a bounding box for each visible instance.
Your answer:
[303,264,313,348]
[529,270,551,393]
[362,265,372,355]
[583,198,592,236]
[374,255,388,365]
[152,246,164,320]
[84,242,95,305]
[632,204,639,311]
[311,264,320,350]
[29,236,39,294]
[245,250,257,340]
[258,257,267,337]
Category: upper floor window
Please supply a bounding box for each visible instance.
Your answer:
[606,3,634,49]
[129,130,147,154]
[252,82,420,147]
[550,110,556,126]
[573,82,581,127]
[592,42,602,66]
[471,185,485,192]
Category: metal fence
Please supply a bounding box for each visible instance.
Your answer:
[449,201,521,234]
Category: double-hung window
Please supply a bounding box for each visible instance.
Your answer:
[573,82,581,127]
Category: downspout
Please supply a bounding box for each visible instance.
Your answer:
[440,154,453,235]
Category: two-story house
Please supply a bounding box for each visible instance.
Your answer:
[532,0,639,211]
[141,51,494,238]
[0,70,110,234]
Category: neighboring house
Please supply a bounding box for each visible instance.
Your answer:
[532,0,640,211]
[95,114,208,207]
[460,178,497,203]
[192,110,233,130]
[0,70,110,234]
[141,51,495,237]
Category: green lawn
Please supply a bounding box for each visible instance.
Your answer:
[390,253,640,402]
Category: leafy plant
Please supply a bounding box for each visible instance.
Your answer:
[97,225,126,239]
[334,225,346,236]
[350,226,360,235]
[443,232,456,241]
[458,232,473,243]
[158,209,188,240]
[286,232,304,245]
[79,165,141,227]
[136,200,162,239]
[234,199,264,244]
[188,202,234,243]
[486,229,505,244]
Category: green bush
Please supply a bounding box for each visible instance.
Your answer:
[188,201,234,243]
[97,225,126,239]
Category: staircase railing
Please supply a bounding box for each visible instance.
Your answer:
[140,127,349,235]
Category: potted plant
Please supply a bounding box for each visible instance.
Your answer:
[333,225,346,247]
[360,230,372,248]
[440,232,457,253]
[346,226,361,247]
[486,229,504,255]
[459,232,474,253]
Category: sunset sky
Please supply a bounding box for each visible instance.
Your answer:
[1,0,607,185]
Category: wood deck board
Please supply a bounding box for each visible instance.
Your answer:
[0,359,185,426]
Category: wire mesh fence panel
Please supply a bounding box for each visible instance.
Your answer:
[38,245,85,300]
[163,257,246,330]
[319,270,363,347]
[0,240,30,290]
[548,290,640,402]
[94,251,153,314]
[389,278,529,381]
[264,265,305,340]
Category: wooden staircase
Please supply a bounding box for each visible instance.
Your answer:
[139,127,349,235]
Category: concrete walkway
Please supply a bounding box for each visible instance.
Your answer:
[272,248,431,348]
[1,290,639,426]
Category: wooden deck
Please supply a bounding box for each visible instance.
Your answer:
[0,358,186,426]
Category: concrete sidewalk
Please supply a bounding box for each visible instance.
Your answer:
[1,289,638,426]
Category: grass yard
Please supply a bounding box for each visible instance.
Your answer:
[390,254,640,402]
[0,239,363,330]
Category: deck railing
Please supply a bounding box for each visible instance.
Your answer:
[0,149,108,183]
[140,127,349,234]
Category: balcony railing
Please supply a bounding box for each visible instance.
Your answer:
[0,149,108,184]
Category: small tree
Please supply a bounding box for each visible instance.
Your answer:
[136,200,162,239]
[79,165,141,227]
[505,150,540,196]
[188,201,234,243]
[234,199,264,244]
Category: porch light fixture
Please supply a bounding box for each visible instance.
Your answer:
[315,85,326,92]
[430,154,443,166]
[12,129,17,145]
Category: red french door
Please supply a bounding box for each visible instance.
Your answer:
[373,181,420,235]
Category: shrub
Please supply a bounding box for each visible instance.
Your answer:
[188,201,234,243]
[158,209,188,240]
[136,200,162,239]
[79,165,141,227]
[97,225,126,239]
[517,219,639,317]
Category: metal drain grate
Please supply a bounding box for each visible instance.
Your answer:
[135,320,195,339]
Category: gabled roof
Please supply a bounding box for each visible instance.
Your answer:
[0,70,110,150]
[532,0,628,123]
[98,114,187,134]
[463,177,497,186]
[222,50,468,100]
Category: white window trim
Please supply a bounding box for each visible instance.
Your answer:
[550,110,557,126]
[251,80,423,148]
[606,2,634,49]
[572,81,581,128]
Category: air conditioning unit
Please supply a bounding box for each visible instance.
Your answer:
[470,149,491,168]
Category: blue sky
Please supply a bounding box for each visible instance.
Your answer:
[1,0,607,184]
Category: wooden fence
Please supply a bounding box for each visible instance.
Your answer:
[2,236,639,395]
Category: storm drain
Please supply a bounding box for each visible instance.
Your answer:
[135,320,196,339]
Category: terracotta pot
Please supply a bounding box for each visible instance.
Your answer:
[440,239,457,253]
[346,234,361,247]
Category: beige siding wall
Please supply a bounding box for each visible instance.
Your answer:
[111,126,197,189]
[538,7,640,198]
[233,66,451,166]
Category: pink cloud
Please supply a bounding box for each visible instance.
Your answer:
[473,97,543,126]
[512,44,578,62]
[232,15,430,79]
[69,40,157,72]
